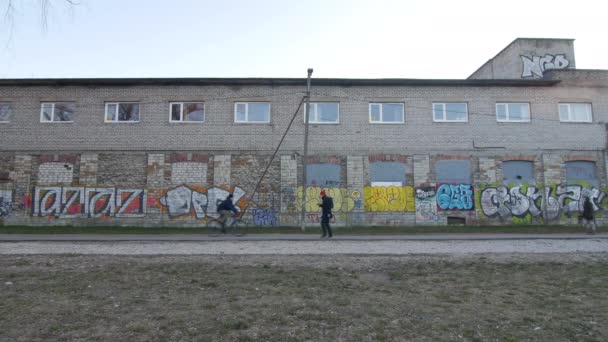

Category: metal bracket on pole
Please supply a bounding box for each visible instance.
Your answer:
[301,68,313,231]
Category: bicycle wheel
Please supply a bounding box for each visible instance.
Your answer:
[207,220,224,237]
[229,219,247,237]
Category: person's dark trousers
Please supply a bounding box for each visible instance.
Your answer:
[321,215,333,237]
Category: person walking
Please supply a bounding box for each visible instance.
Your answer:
[318,190,334,238]
[217,194,239,233]
[582,196,597,235]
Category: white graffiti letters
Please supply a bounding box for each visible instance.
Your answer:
[521,54,570,78]
[480,184,604,219]
[33,187,147,218]
[159,185,245,219]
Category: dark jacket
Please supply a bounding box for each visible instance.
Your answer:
[218,198,238,213]
[583,198,594,220]
[319,196,333,217]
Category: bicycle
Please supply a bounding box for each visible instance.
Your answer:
[207,213,247,237]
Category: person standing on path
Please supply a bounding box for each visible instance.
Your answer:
[217,194,239,233]
[582,196,597,235]
[318,190,334,238]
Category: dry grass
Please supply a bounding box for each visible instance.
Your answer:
[1,254,607,341]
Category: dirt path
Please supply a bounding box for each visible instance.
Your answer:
[1,238,607,255]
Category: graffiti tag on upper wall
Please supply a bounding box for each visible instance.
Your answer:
[480,184,605,220]
[521,54,570,78]
[33,187,147,218]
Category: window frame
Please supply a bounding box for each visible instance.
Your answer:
[234,102,271,123]
[432,102,469,122]
[304,102,340,124]
[169,101,206,123]
[104,102,140,123]
[40,102,75,123]
[495,102,531,123]
[559,103,593,123]
[369,103,405,124]
[0,102,11,123]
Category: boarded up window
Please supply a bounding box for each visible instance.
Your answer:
[566,161,598,186]
[370,162,407,186]
[503,160,535,184]
[436,160,470,184]
[306,164,341,186]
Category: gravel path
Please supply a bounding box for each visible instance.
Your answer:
[1,238,607,255]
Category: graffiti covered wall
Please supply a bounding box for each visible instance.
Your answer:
[480,184,605,221]
[436,184,474,211]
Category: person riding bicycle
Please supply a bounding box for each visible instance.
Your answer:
[217,194,239,233]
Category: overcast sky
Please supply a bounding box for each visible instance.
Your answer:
[0,0,606,79]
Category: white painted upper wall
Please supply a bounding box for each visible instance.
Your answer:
[469,38,576,80]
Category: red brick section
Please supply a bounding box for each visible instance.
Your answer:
[434,154,470,161]
[501,155,537,162]
[368,154,408,163]
[305,156,342,165]
[38,154,78,164]
[565,155,596,162]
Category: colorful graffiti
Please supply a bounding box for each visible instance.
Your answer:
[33,187,147,218]
[363,186,415,212]
[252,208,279,226]
[480,184,605,220]
[296,186,355,213]
[0,190,13,218]
[436,184,474,210]
[415,187,438,223]
[159,185,245,219]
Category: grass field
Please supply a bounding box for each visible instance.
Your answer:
[0,225,590,235]
[1,254,606,341]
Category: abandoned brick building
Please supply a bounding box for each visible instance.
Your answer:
[1,38,607,227]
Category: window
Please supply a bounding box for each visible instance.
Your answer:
[559,103,592,123]
[370,162,407,186]
[436,160,471,184]
[105,103,140,122]
[433,103,468,122]
[235,102,270,123]
[369,103,404,123]
[170,102,205,122]
[566,161,598,186]
[40,102,75,122]
[306,164,341,186]
[0,103,11,122]
[503,160,535,184]
[305,102,339,124]
[496,103,530,122]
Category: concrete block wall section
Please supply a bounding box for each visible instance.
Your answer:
[1,150,607,228]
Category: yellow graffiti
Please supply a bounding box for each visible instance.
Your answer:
[363,186,415,212]
[296,187,355,212]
